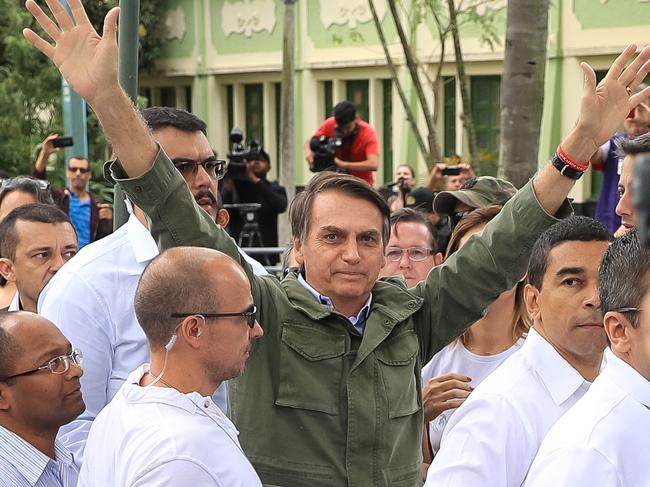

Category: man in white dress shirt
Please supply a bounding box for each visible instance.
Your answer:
[38,107,267,467]
[0,312,84,486]
[525,229,650,486]
[79,247,263,486]
[425,216,612,487]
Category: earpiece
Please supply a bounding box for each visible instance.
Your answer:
[196,330,202,337]
[164,334,178,351]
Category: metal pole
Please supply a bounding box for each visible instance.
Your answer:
[113,0,141,229]
[60,1,88,162]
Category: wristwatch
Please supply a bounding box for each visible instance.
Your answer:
[551,153,585,180]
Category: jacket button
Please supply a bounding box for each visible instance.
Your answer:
[408,302,415,308]
[135,186,142,193]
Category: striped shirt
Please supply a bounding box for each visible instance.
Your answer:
[0,425,78,487]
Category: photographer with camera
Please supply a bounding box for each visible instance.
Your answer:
[32,133,112,248]
[426,161,475,192]
[304,101,379,185]
[383,164,416,212]
[222,138,287,262]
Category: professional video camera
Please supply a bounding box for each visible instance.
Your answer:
[634,153,650,245]
[309,127,344,172]
[227,127,263,181]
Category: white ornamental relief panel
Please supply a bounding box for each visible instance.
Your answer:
[221,0,277,38]
[164,6,186,41]
[320,0,387,29]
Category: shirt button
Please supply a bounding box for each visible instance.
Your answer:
[135,186,143,193]
[203,400,210,408]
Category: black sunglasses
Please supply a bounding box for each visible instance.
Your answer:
[171,304,257,328]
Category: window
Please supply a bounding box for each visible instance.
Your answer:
[382,79,393,183]
[471,75,501,175]
[245,83,264,145]
[275,82,281,167]
[346,80,370,121]
[226,84,234,136]
[444,77,456,157]
[323,80,333,119]
[160,87,176,108]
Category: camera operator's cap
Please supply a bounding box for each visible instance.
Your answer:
[433,176,517,215]
[405,188,435,213]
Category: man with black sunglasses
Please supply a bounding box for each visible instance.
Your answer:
[0,311,85,486]
[33,135,113,248]
[79,247,263,486]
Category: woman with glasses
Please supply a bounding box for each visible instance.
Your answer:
[420,205,531,472]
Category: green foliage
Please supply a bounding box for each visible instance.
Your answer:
[0,0,166,194]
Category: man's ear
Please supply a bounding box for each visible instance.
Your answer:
[217,208,230,228]
[0,383,12,411]
[293,237,304,266]
[434,252,444,267]
[523,283,541,323]
[603,311,631,354]
[0,259,16,283]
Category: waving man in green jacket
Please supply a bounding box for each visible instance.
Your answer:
[23,1,650,485]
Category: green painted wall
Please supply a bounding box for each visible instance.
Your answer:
[574,0,650,29]
[159,0,196,59]
[210,0,282,54]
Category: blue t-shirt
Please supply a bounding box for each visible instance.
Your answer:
[69,193,91,248]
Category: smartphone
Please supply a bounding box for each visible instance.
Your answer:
[442,165,461,176]
[52,136,74,148]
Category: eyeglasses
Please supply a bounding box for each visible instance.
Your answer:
[612,307,645,314]
[67,166,90,174]
[0,349,83,382]
[385,247,433,262]
[171,304,257,328]
[173,158,227,181]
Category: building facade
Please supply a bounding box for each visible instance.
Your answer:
[140,0,650,205]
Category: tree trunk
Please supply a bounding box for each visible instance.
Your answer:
[498,0,550,188]
[278,0,296,247]
[446,0,478,167]
[387,0,442,167]
[368,0,431,166]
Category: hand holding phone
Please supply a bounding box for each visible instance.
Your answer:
[52,136,74,148]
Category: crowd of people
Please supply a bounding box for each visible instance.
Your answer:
[1,1,650,486]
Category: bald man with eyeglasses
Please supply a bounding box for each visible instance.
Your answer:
[0,311,85,487]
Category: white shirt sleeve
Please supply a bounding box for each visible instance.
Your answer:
[39,272,113,467]
[425,393,534,487]
[524,446,621,487]
[131,458,222,486]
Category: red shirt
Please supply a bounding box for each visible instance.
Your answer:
[313,117,379,185]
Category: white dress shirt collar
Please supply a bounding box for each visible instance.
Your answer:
[0,424,75,485]
[125,365,232,421]
[604,347,650,408]
[126,214,159,264]
[523,327,591,405]
[8,291,20,311]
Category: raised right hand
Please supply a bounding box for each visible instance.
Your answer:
[23,0,120,108]
[422,372,473,422]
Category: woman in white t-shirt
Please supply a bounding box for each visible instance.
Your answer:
[421,205,531,470]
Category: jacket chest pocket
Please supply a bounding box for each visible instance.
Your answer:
[375,330,421,419]
[275,323,347,415]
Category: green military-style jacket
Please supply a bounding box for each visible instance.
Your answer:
[112,149,570,486]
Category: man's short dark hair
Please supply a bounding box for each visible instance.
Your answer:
[334,101,357,126]
[527,216,612,290]
[0,203,75,261]
[134,249,219,347]
[390,208,437,250]
[617,132,650,158]
[68,156,90,167]
[0,314,22,380]
[599,229,650,328]
[0,177,54,209]
[141,106,207,135]
[289,171,390,246]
